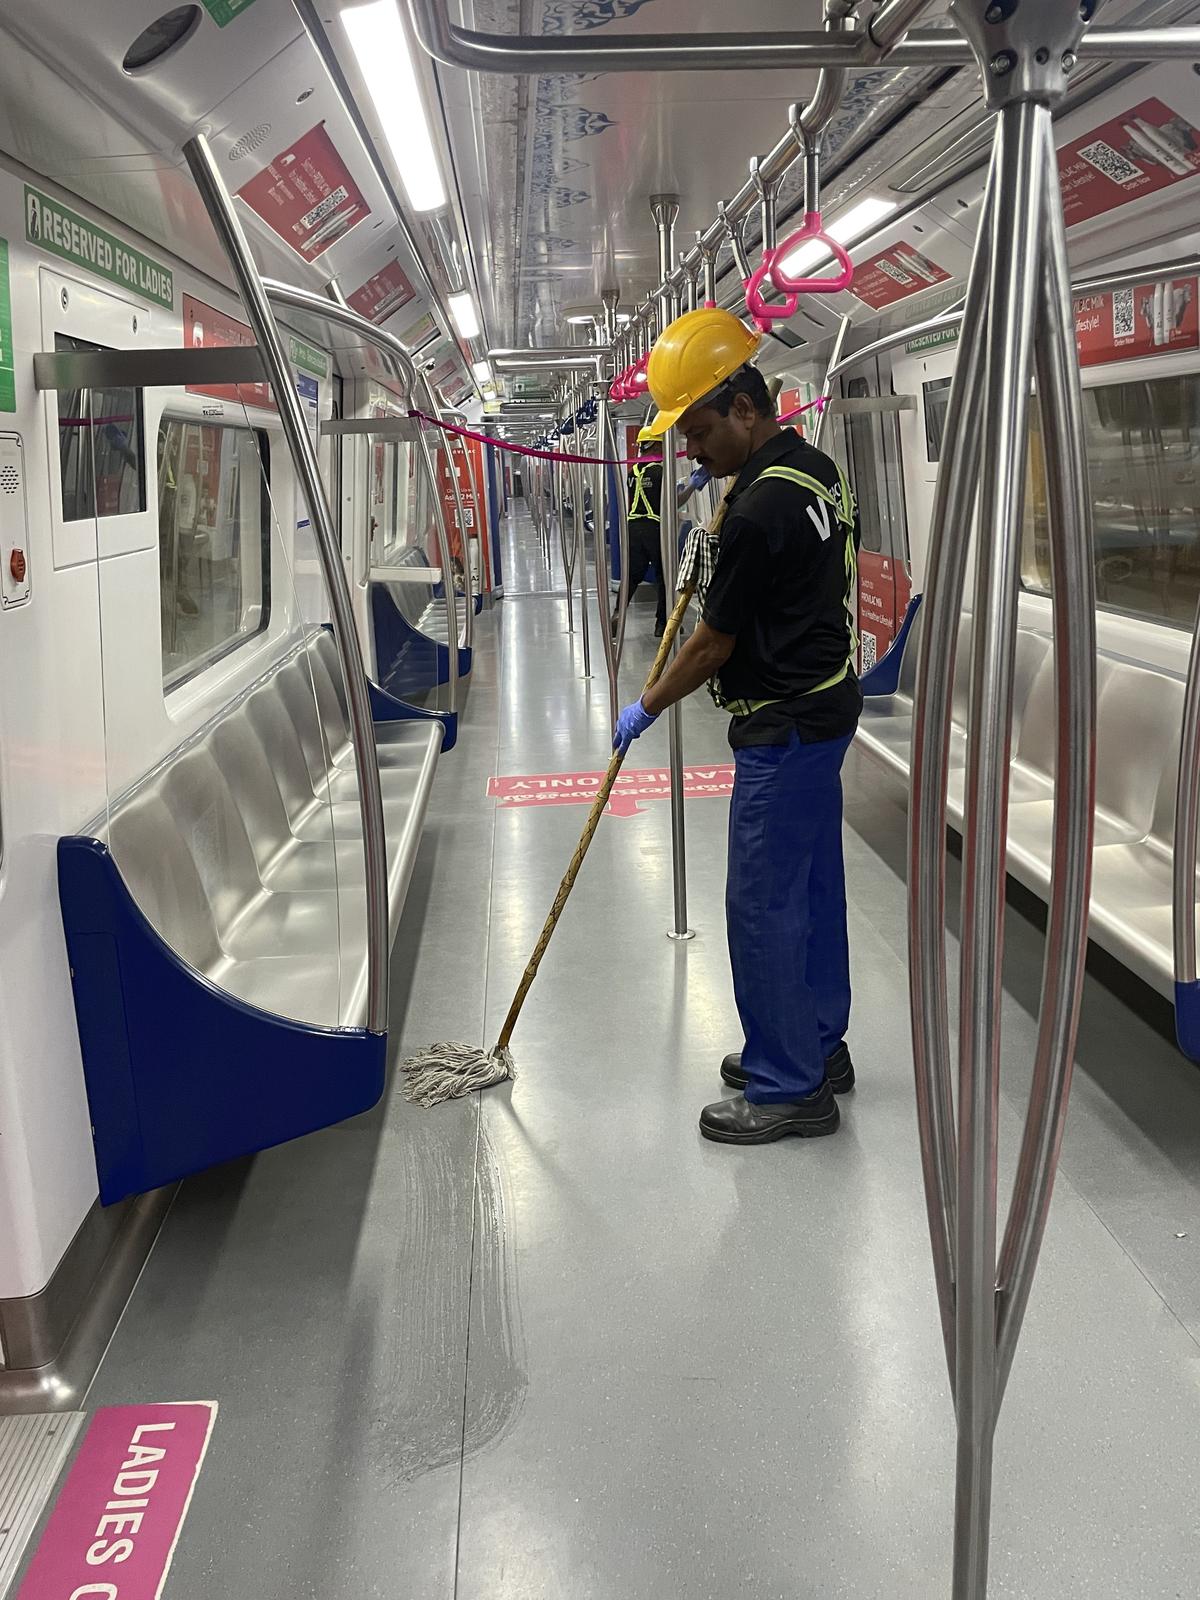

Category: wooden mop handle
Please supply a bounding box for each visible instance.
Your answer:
[496,581,697,1050]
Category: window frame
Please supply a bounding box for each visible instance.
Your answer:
[157,414,273,692]
[54,332,147,524]
[1020,353,1200,634]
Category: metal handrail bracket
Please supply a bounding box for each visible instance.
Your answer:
[184,134,391,1037]
[260,278,460,715]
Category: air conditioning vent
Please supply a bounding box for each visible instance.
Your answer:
[228,124,272,162]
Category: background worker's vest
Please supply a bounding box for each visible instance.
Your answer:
[628,462,660,522]
[711,461,859,717]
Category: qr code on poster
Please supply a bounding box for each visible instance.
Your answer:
[1078,139,1144,187]
[860,632,877,673]
[1112,288,1135,340]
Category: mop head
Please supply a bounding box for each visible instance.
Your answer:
[400,1042,516,1107]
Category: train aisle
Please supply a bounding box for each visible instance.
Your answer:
[74,501,1200,1600]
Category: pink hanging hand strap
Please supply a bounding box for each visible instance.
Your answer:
[770,212,854,295]
[744,257,800,332]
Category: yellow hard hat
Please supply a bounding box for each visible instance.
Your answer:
[644,307,762,437]
[636,425,656,446]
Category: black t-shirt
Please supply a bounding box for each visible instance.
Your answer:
[702,428,862,749]
[627,459,663,525]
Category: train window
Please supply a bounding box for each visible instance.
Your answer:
[1022,372,1200,629]
[923,377,953,462]
[55,334,146,521]
[158,419,271,688]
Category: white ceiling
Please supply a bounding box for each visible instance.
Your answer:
[441,0,956,346]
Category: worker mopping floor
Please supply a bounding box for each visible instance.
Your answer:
[72,499,1200,1599]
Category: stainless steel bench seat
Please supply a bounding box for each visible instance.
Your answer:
[857,606,1188,1002]
[100,630,442,1030]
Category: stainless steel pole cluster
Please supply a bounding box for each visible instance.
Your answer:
[184,135,392,1037]
[909,4,1097,1594]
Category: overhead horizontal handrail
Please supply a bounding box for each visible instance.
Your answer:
[405,0,1195,74]
[490,347,609,373]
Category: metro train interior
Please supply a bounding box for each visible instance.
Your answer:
[0,1,1199,1596]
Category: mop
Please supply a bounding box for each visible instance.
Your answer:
[400,580,696,1106]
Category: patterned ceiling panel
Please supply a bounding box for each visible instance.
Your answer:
[453,0,958,349]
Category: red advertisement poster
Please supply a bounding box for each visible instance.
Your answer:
[236,123,370,261]
[856,551,912,672]
[436,438,479,563]
[182,292,272,409]
[847,243,951,310]
[1074,275,1199,367]
[1058,98,1200,227]
[347,260,415,325]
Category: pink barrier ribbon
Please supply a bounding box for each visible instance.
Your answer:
[407,394,825,468]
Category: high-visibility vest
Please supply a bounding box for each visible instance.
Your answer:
[713,460,859,718]
[628,462,660,522]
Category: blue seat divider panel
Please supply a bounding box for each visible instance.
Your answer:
[860,592,923,697]
[486,444,504,589]
[58,837,387,1206]
[370,582,470,698]
[369,680,457,753]
[1176,979,1200,1062]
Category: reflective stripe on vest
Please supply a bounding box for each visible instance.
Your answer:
[714,461,859,719]
[628,462,660,522]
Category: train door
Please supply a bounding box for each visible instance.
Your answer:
[839,357,911,671]
[893,343,958,602]
[41,269,151,570]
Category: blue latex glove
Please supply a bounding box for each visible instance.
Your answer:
[613,698,658,755]
[688,464,711,491]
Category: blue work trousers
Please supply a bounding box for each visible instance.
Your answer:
[726,731,854,1103]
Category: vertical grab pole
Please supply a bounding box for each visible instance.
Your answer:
[421,376,474,653]
[593,382,620,727]
[556,447,576,634]
[183,134,390,1038]
[994,104,1098,1400]
[908,162,998,1385]
[572,409,593,680]
[810,312,852,453]
[414,416,463,711]
[607,396,632,675]
[651,192,693,942]
[937,8,1091,1596]
[601,286,631,680]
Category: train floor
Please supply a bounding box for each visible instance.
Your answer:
[55,502,1200,1597]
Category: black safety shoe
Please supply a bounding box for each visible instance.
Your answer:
[699,1084,840,1145]
[720,1042,855,1095]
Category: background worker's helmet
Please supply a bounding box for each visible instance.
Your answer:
[644,307,762,437]
[635,425,656,447]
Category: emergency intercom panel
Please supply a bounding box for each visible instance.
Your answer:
[0,434,31,608]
